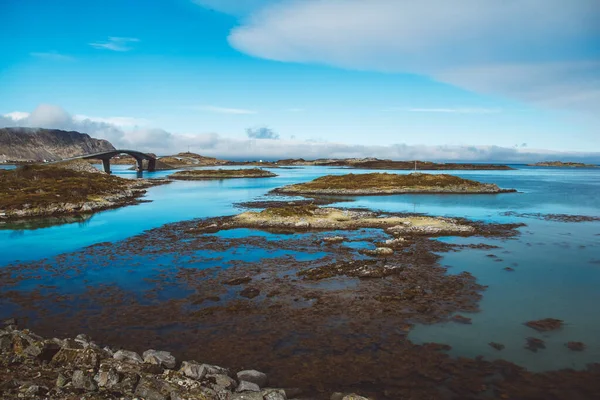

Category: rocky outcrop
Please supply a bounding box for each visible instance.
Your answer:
[0,127,115,162]
[0,323,367,399]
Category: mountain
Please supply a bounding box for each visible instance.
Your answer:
[0,127,115,162]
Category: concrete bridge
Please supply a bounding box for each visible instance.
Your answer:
[59,150,156,173]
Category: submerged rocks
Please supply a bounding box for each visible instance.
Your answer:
[489,342,505,351]
[525,337,546,352]
[525,318,564,332]
[223,276,253,285]
[566,341,586,351]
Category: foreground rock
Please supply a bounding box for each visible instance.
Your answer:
[169,168,277,180]
[273,172,515,196]
[1,325,350,399]
[0,164,167,221]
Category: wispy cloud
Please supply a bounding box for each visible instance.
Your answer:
[403,107,502,114]
[195,105,257,115]
[227,0,600,114]
[89,37,140,52]
[30,51,74,61]
[73,115,149,128]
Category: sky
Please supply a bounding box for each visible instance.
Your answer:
[1,0,599,161]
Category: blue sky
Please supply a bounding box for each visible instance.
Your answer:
[1,0,599,160]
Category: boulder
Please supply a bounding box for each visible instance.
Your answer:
[134,377,172,400]
[24,340,61,362]
[237,370,268,388]
[237,380,261,392]
[72,370,98,392]
[51,347,104,369]
[94,368,120,388]
[180,361,208,380]
[209,373,237,391]
[143,349,176,369]
[113,349,144,364]
[343,395,369,400]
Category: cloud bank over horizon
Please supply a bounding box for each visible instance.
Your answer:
[2,104,599,163]
[226,0,600,114]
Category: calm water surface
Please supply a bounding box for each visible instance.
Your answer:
[1,164,599,372]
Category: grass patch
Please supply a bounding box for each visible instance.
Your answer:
[292,173,483,190]
[0,165,133,210]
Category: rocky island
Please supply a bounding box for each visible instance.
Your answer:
[528,161,598,167]
[169,168,277,180]
[275,158,514,170]
[0,161,166,221]
[273,172,516,196]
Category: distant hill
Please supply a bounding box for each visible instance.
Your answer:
[0,127,115,162]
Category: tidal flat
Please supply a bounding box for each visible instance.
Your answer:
[1,165,600,399]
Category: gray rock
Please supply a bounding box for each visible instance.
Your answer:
[51,347,104,369]
[342,395,369,400]
[113,349,143,364]
[237,370,268,388]
[72,370,97,392]
[112,374,139,394]
[237,380,261,392]
[24,340,60,362]
[203,363,231,376]
[263,388,287,400]
[180,361,207,380]
[143,349,176,369]
[209,373,237,391]
[134,377,169,400]
[94,368,120,388]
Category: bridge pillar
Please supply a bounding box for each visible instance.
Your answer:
[148,158,156,172]
[102,158,111,174]
[135,158,144,172]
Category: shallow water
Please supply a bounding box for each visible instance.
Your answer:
[1,163,599,373]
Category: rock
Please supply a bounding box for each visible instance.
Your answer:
[202,363,231,376]
[21,383,40,396]
[72,370,98,391]
[95,368,121,388]
[237,380,261,392]
[134,377,170,400]
[51,347,104,369]
[24,340,61,362]
[209,373,237,391]
[525,337,546,352]
[566,341,586,351]
[2,318,17,327]
[223,276,252,285]
[113,349,144,364]
[263,388,287,400]
[323,236,345,243]
[180,361,208,380]
[112,374,139,394]
[343,395,369,400]
[143,349,176,369]
[489,342,505,351]
[237,370,268,388]
[524,318,563,332]
[56,373,68,388]
[451,315,472,324]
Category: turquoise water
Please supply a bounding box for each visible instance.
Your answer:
[1,164,599,372]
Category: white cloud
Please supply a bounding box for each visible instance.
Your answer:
[227,0,600,114]
[30,51,74,61]
[73,115,149,128]
[2,104,599,162]
[89,37,140,52]
[194,105,257,115]
[403,107,502,114]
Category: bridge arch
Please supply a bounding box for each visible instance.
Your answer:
[60,150,157,173]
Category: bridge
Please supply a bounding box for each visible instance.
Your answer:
[57,150,157,173]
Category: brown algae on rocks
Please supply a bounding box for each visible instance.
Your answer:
[169,168,277,180]
[273,172,516,195]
